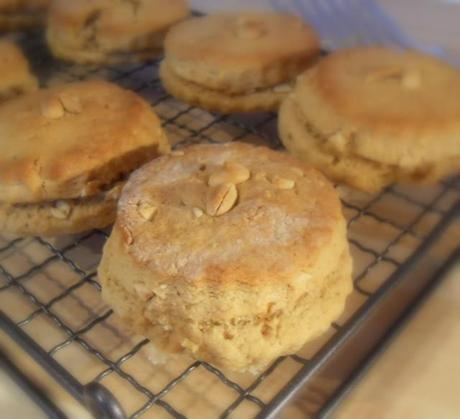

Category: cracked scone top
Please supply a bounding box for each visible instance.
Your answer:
[0,80,170,235]
[279,47,460,192]
[46,0,189,64]
[99,142,352,372]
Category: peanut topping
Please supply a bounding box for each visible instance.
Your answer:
[206,183,238,216]
[208,162,250,186]
[121,225,134,245]
[50,200,71,219]
[192,207,204,218]
[234,17,266,40]
[254,171,267,181]
[59,93,82,114]
[328,131,347,152]
[289,167,304,177]
[182,338,199,352]
[40,96,64,119]
[272,83,292,93]
[365,67,421,89]
[401,69,421,89]
[365,67,402,83]
[133,282,153,301]
[171,150,185,156]
[105,183,124,200]
[137,201,157,221]
[270,175,295,190]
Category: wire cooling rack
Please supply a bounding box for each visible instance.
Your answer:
[0,30,459,419]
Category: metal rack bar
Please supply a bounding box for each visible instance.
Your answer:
[0,312,126,419]
[0,349,66,419]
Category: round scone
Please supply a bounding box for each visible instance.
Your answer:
[160,12,320,113]
[46,0,189,64]
[0,40,38,102]
[0,0,49,30]
[0,80,170,236]
[98,142,352,373]
[279,47,460,193]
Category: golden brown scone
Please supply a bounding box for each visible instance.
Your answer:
[0,0,49,30]
[160,12,320,113]
[0,80,170,236]
[0,40,38,102]
[99,142,352,373]
[46,0,189,64]
[279,47,460,193]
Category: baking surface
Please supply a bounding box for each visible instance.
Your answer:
[0,1,459,418]
[333,264,460,419]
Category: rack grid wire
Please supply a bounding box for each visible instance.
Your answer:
[0,29,459,419]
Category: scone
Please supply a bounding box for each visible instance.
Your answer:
[160,12,320,113]
[0,40,38,102]
[279,47,460,193]
[98,142,352,373]
[0,80,170,236]
[46,0,190,64]
[0,0,49,30]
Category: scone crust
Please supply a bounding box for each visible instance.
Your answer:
[164,12,319,93]
[0,40,38,102]
[160,61,287,113]
[0,80,170,204]
[47,0,189,63]
[113,143,345,285]
[99,142,352,371]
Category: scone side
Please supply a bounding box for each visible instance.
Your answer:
[166,52,318,95]
[159,61,285,113]
[279,96,458,192]
[0,185,121,236]
[99,218,352,372]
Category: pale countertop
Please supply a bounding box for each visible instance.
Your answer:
[1,1,460,418]
[333,264,460,419]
